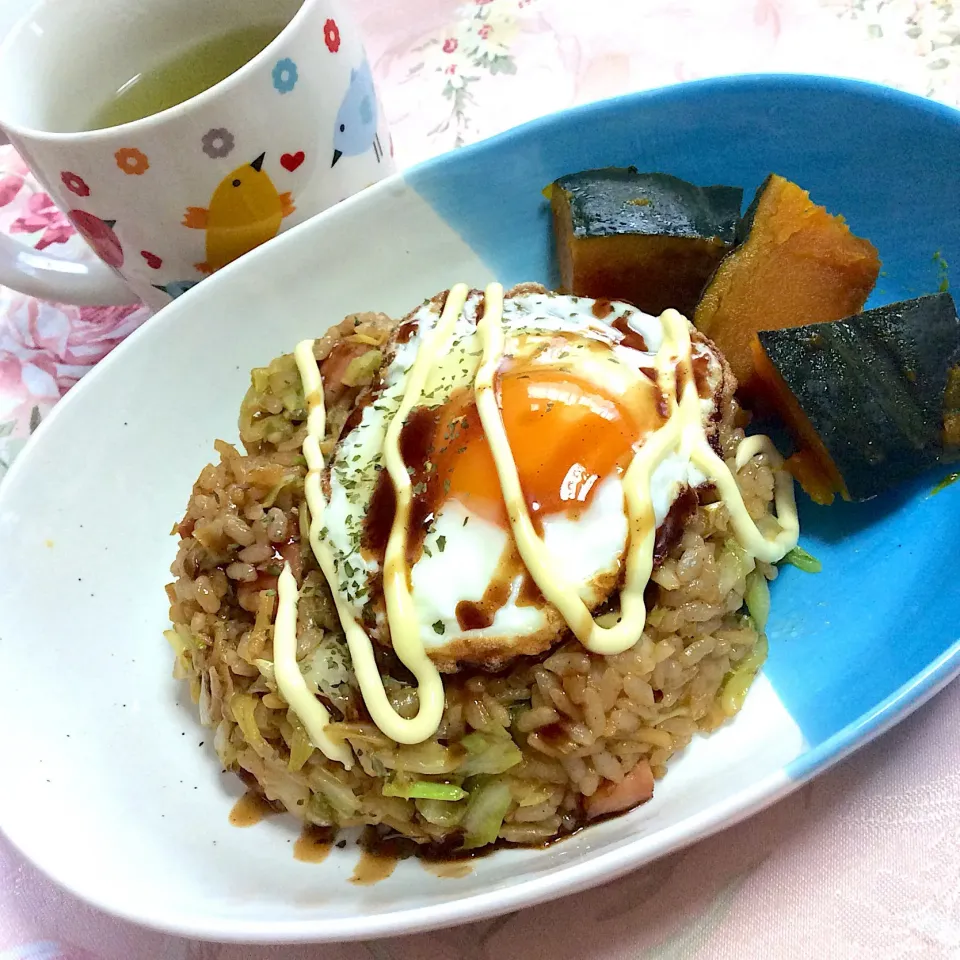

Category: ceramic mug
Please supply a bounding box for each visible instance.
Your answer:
[0,0,393,311]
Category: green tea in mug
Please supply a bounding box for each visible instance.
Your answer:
[85,23,285,130]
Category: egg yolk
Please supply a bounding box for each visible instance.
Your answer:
[433,367,657,528]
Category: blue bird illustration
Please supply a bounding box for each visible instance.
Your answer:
[153,279,199,300]
[332,59,382,166]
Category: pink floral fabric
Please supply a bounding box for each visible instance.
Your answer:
[0,150,150,471]
[1,0,959,957]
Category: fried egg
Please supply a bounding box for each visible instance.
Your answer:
[320,285,731,671]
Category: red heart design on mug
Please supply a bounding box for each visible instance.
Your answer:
[281,151,305,172]
[141,250,162,269]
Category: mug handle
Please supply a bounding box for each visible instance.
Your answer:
[0,231,139,305]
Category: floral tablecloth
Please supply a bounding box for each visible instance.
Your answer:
[1,1,959,957]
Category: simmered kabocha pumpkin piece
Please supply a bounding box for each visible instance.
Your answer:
[548,168,742,318]
[942,364,960,451]
[695,174,881,398]
[753,292,960,503]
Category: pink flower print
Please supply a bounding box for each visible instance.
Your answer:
[58,304,147,367]
[10,192,76,251]
[478,24,492,39]
[1,295,74,362]
[0,294,148,407]
[0,172,26,207]
[0,347,61,426]
[60,170,90,197]
[443,37,458,53]
[7,295,148,368]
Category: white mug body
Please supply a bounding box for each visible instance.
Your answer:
[0,0,393,308]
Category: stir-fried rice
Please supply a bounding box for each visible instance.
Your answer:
[165,308,778,850]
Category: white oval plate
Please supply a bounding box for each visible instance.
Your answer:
[1,76,960,942]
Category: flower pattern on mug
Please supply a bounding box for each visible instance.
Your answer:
[114,147,149,175]
[59,171,90,197]
[201,127,235,159]
[272,57,299,93]
[324,18,341,53]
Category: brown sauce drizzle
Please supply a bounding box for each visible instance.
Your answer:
[518,570,544,606]
[349,827,419,884]
[394,317,419,344]
[591,298,615,319]
[294,825,335,863]
[456,587,509,631]
[355,815,593,866]
[356,828,483,867]
[674,362,688,401]
[364,470,396,560]
[612,315,648,353]
[421,860,474,879]
[691,349,713,400]
[652,486,698,566]
[340,392,373,436]
[533,721,569,753]
[350,849,399,885]
[346,831,416,886]
[228,791,280,827]
[455,545,545,631]
[364,403,445,564]
[227,799,633,879]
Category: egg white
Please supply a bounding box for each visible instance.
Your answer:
[321,288,722,668]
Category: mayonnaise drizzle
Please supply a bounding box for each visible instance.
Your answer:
[475,285,799,655]
[274,565,353,767]
[272,349,354,769]
[274,290,471,759]
[277,282,800,754]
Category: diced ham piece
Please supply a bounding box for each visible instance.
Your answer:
[584,759,655,819]
[319,341,371,406]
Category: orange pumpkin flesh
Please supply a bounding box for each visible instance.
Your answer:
[943,366,960,452]
[695,174,880,400]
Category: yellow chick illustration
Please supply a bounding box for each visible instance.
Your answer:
[182,153,295,274]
